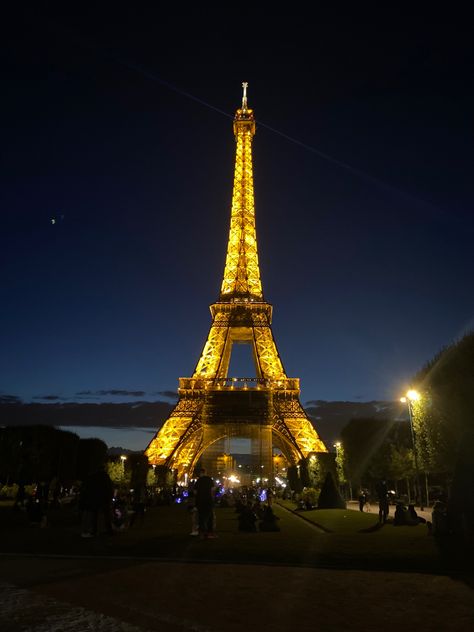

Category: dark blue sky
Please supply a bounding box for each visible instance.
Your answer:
[2,13,473,425]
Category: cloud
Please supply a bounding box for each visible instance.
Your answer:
[0,394,22,404]
[33,395,61,401]
[0,401,174,428]
[105,426,158,434]
[153,391,178,400]
[76,389,146,397]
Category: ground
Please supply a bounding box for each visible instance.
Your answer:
[0,500,473,631]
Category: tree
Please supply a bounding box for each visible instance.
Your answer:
[0,425,80,485]
[107,460,126,486]
[334,443,347,486]
[412,331,474,475]
[77,438,108,480]
[287,465,303,493]
[317,472,346,509]
[340,418,393,488]
[340,418,414,494]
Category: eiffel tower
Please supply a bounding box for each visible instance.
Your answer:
[145,84,327,482]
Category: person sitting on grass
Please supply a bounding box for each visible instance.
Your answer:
[394,502,418,526]
[259,505,280,532]
[408,504,426,524]
[238,502,258,532]
[393,502,408,526]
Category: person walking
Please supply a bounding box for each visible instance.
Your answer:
[193,468,216,539]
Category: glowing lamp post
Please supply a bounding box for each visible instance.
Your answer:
[333,441,350,500]
[120,455,127,480]
[400,390,423,509]
[273,454,281,486]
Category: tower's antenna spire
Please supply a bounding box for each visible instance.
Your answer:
[242,81,248,111]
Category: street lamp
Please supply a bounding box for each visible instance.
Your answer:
[400,389,423,509]
[333,441,350,500]
[120,455,127,479]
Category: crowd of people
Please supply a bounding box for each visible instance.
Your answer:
[12,469,460,542]
[11,465,282,539]
[186,468,280,538]
[11,466,151,537]
[358,479,450,533]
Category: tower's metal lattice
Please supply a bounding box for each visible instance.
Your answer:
[145,85,327,480]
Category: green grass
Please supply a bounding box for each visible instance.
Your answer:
[0,500,461,574]
[278,501,380,533]
[274,501,441,570]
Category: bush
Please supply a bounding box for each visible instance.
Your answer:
[317,472,346,509]
[0,484,19,499]
[302,487,319,508]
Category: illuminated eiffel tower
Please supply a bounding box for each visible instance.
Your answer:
[145,84,327,482]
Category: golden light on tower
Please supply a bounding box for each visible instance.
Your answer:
[145,84,326,479]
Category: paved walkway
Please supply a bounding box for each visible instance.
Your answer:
[1,557,474,632]
[347,500,433,523]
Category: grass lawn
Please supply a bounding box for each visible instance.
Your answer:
[274,501,445,572]
[278,500,381,533]
[1,501,472,632]
[0,499,463,576]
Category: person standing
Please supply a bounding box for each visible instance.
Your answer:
[129,485,147,527]
[376,479,389,524]
[80,465,113,537]
[193,468,216,539]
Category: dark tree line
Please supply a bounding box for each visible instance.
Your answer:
[340,419,413,496]
[0,425,108,487]
[412,331,474,474]
[337,331,474,507]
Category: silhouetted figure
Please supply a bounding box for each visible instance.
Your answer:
[129,485,146,527]
[80,465,113,537]
[26,496,45,526]
[188,500,199,536]
[28,481,49,527]
[252,498,264,519]
[393,502,408,525]
[259,505,280,532]
[432,500,449,536]
[266,488,274,506]
[235,498,245,514]
[376,479,389,523]
[111,492,128,530]
[238,502,258,532]
[408,504,426,524]
[194,468,216,538]
[358,491,367,512]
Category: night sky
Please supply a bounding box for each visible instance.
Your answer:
[2,12,473,449]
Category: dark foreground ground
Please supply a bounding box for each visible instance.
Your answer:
[1,501,473,631]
